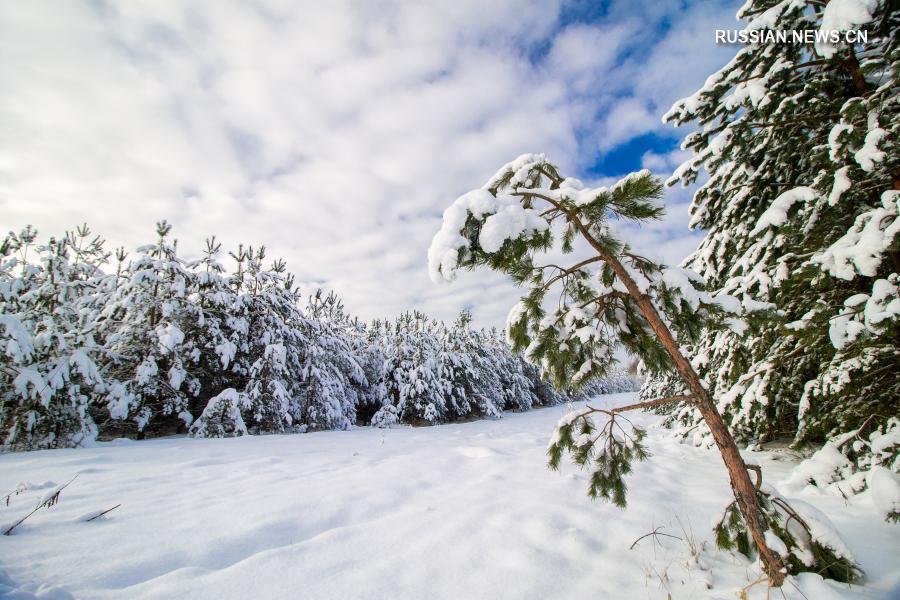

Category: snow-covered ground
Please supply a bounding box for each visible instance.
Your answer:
[1,393,897,599]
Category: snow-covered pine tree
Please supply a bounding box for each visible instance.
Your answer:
[227,247,306,434]
[185,237,245,409]
[646,0,898,485]
[99,221,200,438]
[428,154,812,584]
[432,314,476,419]
[0,226,107,450]
[345,316,386,425]
[379,311,450,425]
[189,388,248,438]
[442,311,513,420]
[484,325,538,411]
[577,368,639,398]
[300,290,366,431]
[366,318,400,427]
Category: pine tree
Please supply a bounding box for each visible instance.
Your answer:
[231,247,306,433]
[485,327,539,411]
[0,219,664,447]
[438,311,505,420]
[98,221,200,437]
[300,290,366,431]
[185,237,244,413]
[645,0,898,481]
[379,312,449,425]
[346,316,386,425]
[189,388,248,438]
[0,226,107,450]
[428,154,793,583]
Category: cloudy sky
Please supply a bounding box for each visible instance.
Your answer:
[1,0,741,328]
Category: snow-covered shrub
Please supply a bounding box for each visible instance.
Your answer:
[866,466,900,522]
[784,417,899,520]
[714,485,862,583]
[485,327,537,411]
[232,250,307,434]
[577,369,640,398]
[189,389,248,438]
[370,404,400,428]
[367,309,620,427]
[441,312,504,419]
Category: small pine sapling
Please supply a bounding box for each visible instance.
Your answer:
[429,155,791,584]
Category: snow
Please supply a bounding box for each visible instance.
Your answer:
[75,508,116,523]
[478,199,548,253]
[814,190,900,280]
[817,0,880,58]
[865,278,900,327]
[870,426,900,457]
[828,166,852,206]
[866,466,900,520]
[854,127,887,172]
[484,153,547,191]
[829,300,867,349]
[0,393,897,600]
[611,169,651,192]
[189,389,248,438]
[783,444,853,491]
[504,302,528,339]
[786,498,858,563]
[214,341,236,369]
[745,0,805,32]
[0,568,74,600]
[750,187,817,235]
[427,189,547,283]
[828,123,853,162]
[155,323,184,354]
[764,529,789,558]
[35,483,66,509]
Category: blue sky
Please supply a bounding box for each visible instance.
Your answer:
[0,0,741,327]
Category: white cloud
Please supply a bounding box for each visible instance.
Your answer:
[0,0,736,328]
[641,148,693,176]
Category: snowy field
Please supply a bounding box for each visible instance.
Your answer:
[1,393,897,600]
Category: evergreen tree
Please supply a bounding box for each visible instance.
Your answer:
[428,153,809,584]
[185,237,244,413]
[99,221,200,437]
[347,316,386,425]
[379,312,449,424]
[189,388,248,438]
[644,0,898,480]
[300,290,366,431]
[485,327,539,411]
[231,247,307,433]
[0,226,107,450]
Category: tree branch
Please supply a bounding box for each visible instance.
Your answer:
[612,395,695,414]
[629,527,683,550]
[541,256,603,290]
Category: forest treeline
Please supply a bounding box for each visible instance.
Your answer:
[0,222,635,451]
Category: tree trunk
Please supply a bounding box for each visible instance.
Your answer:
[614,260,787,586]
[571,229,787,584]
[532,178,787,585]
